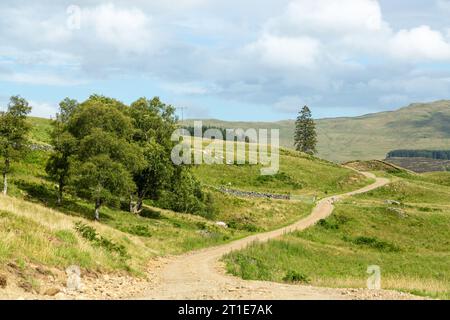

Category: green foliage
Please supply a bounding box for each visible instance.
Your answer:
[74,222,128,258]
[64,96,146,219]
[129,97,195,214]
[0,96,32,195]
[349,236,400,252]
[45,100,78,204]
[157,167,209,216]
[294,105,317,154]
[282,270,310,284]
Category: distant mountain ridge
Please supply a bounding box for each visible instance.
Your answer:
[184,100,450,162]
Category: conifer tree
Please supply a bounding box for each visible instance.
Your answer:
[294,105,317,154]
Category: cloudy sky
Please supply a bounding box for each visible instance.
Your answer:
[1,0,450,120]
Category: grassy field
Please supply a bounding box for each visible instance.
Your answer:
[187,100,450,162]
[192,147,369,198]
[223,166,450,299]
[0,119,370,288]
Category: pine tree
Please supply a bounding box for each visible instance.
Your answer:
[294,105,317,154]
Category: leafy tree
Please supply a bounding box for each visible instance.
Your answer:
[67,96,145,220]
[0,96,32,195]
[46,98,79,204]
[71,155,136,220]
[157,166,206,214]
[128,97,177,213]
[294,105,317,154]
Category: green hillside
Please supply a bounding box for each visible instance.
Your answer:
[1,116,369,295]
[223,164,450,299]
[184,100,450,163]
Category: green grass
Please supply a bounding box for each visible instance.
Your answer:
[223,169,450,299]
[193,148,369,198]
[27,117,52,145]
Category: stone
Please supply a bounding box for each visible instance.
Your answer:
[215,221,228,228]
[0,274,7,288]
[44,288,60,296]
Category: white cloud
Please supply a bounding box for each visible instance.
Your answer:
[246,34,321,69]
[81,3,156,54]
[277,0,386,34]
[389,26,450,60]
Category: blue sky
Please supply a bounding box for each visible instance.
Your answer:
[1,0,450,121]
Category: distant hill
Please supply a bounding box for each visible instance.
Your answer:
[184,100,450,162]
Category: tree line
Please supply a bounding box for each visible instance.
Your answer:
[387,149,450,160]
[0,95,213,220]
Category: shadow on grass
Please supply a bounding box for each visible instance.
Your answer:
[13,178,113,222]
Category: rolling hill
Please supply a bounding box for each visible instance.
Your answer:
[184,100,450,163]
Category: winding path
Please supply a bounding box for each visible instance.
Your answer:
[137,172,414,300]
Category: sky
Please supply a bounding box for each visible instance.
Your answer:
[1,0,450,121]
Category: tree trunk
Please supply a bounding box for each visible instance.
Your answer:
[57,178,64,205]
[94,199,101,221]
[2,171,7,196]
[136,195,143,213]
[129,194,134,213]
[2,158,9,196]
[130,189,145,214]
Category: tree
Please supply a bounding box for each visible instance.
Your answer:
[128,97,177,214]
[67,95,145,220]
[0,96,32,195]
[294,105,317,154]
[46,98,79,204]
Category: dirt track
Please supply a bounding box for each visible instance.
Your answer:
[136,172,420,300]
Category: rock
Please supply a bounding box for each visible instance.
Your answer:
[44,288,60,296]
[18,280,33,292]
[0,274,7,288]
[35,266,51,276]
[385,199,401,206]
[215,221,228,228]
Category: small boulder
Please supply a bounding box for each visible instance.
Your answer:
[18,280,33,292]
[0,274,7,288]
[215,221,228,228]
[44,287,60,296]
[385,199,401,206]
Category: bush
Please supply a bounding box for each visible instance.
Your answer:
[74,222,128,258]
[282,270,310,284]
[227,219,260,232]
[351,236,400,252]
[318,219,339,230]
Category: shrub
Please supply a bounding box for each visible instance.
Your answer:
[227,219,260,232]
[74,222,128,258]
[282,270,310,284]
[318,219,339,230]
[351,236,400,252]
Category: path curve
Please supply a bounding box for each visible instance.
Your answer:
[137,173,415,300]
